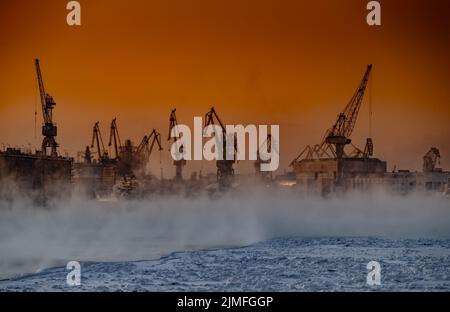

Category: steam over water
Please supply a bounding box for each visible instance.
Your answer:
[0,187,449,279]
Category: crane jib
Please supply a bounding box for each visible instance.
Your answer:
[35,58,58,157]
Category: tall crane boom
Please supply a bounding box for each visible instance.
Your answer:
[204,107,227,134]
[168,109,187,181]
[328,64,372,140]
[325,64,372,186]
[136,129,163,165]
[35,59,58,157]
[91,122,108,162]
[168,109,178,140]
[204,107,238,156]
[204,107,237,187]
[108,118,122,159]
[148,130,163,156]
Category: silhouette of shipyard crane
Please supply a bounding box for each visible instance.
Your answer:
[325,64,372,185]
[136,129,163,167]
[204,107,237,188]
[168,109,186,181]
[108,118,122,160]
[423,147,441,172]
[35,59,58,157]
[291,65,373,186]
[91,121,110,163]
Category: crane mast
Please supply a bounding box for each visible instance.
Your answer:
[35,59,58,157]
[204,107,237,187]
[91,122,108,162]
[325,64,372,186]
[136,129,163,166]
[108,118,122,160]
[168,109,178,141]
[168,109,186,181]
[328,65,372,140]
[148,130,163,157]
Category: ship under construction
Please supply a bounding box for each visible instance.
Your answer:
[1,60,449,201]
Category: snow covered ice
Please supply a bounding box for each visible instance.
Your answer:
[0,190,449,291]
[1,237,449,291]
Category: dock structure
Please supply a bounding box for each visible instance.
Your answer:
[1,60,449,200]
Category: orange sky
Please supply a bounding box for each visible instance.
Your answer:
[0,0,449,176]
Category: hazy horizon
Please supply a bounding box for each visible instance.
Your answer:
[1,0,449,176]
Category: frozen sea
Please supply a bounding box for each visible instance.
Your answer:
[1,190,450,292]
[1,237,449,292]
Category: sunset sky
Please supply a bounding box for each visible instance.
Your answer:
[0,0,449,176]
